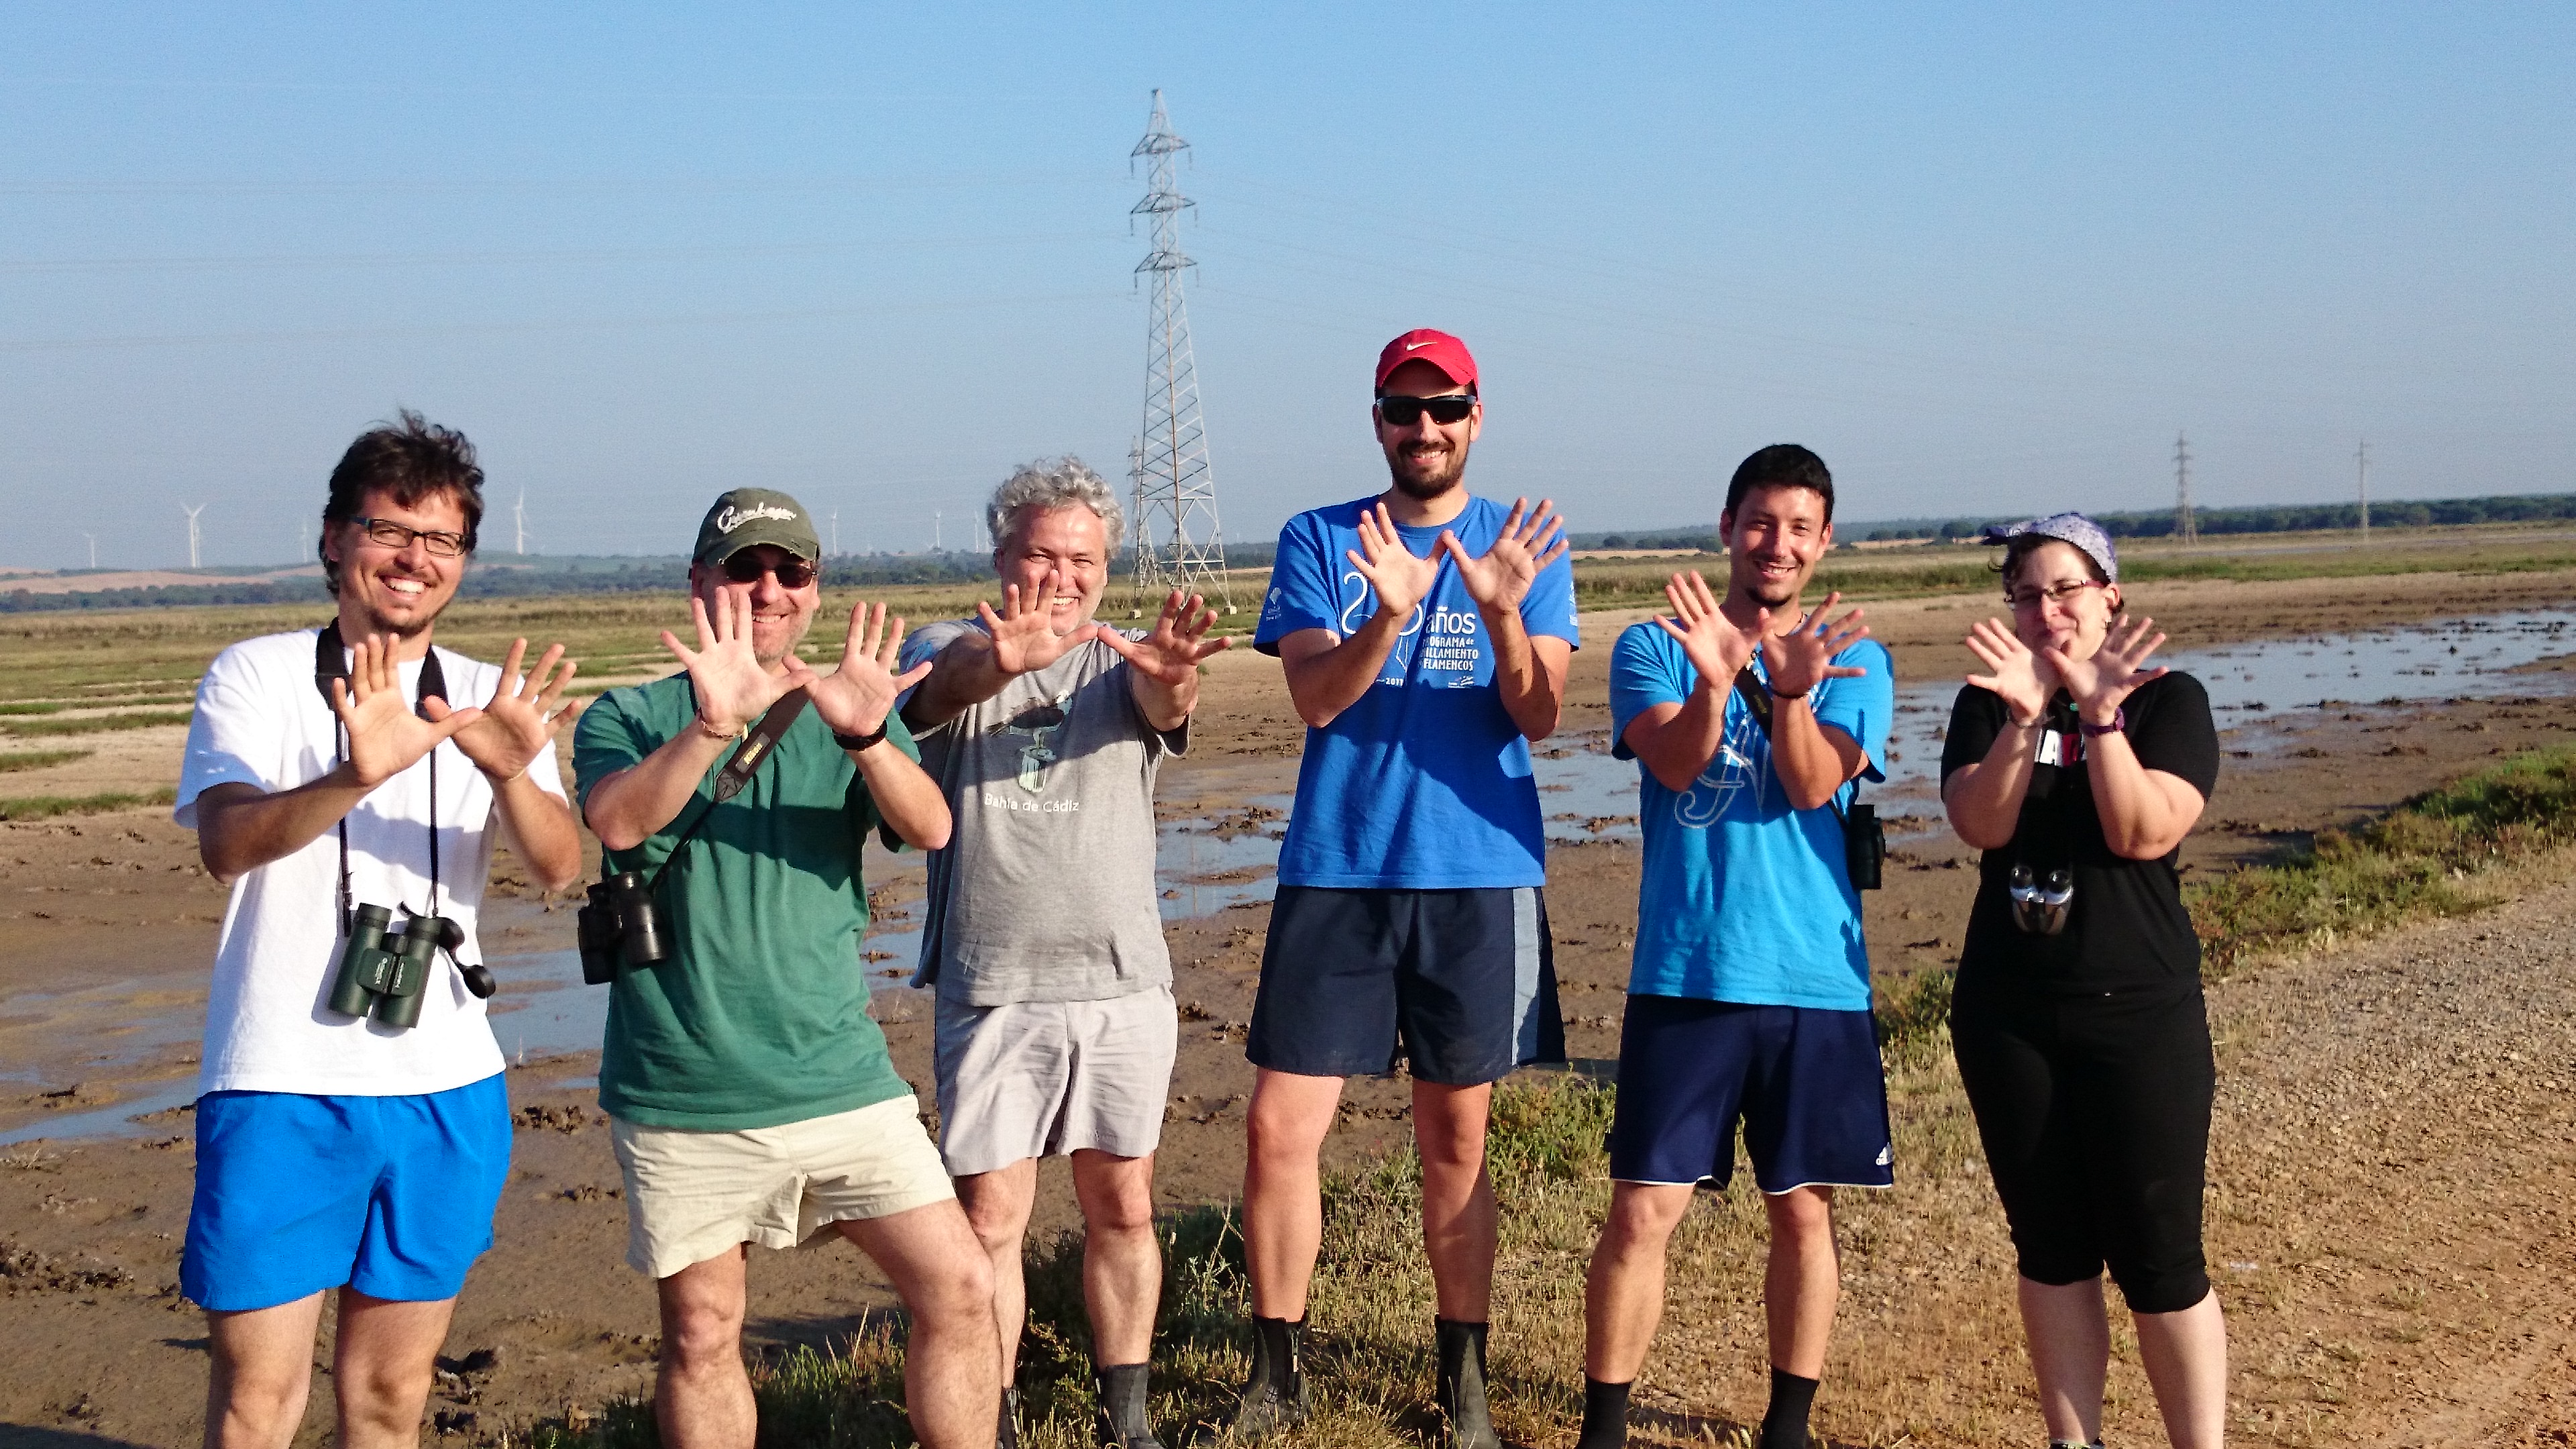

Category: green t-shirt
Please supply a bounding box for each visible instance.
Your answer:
[572,672,918,1130]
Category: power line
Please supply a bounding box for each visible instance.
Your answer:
[1126,90,1229,607]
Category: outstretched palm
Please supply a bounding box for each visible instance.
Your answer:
[977,566,1102,676]
[333,632,480,788]
[794,600,934,740]
[2046,613,2168,722]
[661,586,792,734]
[441,637,576,782]
[1652,570,1766,687]
[1760,592,1872,696]
[1346,502,1438,625]
[1442,496,1568,615]
[1101,588,1232,684]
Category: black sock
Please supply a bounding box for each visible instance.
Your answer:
[1252,1316,1304,1396]
[1096,1362,1152,1443]
[1759,1367,1818,1449]
[1576,1378,1631,1449]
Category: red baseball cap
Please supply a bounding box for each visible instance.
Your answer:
[1375,329,1478,393]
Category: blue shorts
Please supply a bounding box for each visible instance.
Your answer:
[181,1073,511,1312]
[1248,886,1563,1085]
[1607,996,1893,1195]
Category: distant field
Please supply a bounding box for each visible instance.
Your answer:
[0,521,2571,707]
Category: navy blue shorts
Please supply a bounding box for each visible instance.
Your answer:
[1607,996,1893,1194]
[181,1074,511,1312]
[1248,886,1564,1085]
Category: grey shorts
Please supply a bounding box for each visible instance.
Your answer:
[932,985,1179,1177]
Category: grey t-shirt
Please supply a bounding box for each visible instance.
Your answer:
[899,619,1186,1006]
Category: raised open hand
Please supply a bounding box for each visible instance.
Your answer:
[792,601,933,741]
[1760,593,1872,698]
[1652,570,1767,688]
[975,567,1102,676]
[661,586,791,735]
[1346,502,1438,627]
[1099,588,1234,686]
[437,637,576,784]
[331,632,481,788]
[1962,616,2058,723]
[1442,496,1568,616]
[2045,612,2168,725]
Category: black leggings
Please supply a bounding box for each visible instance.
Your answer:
[1949,977,2216,1315]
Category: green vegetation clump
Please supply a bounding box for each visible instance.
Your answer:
[0,749,91,773]
[0,709,193,739]
[0,787,176,820]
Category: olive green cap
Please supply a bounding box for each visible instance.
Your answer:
[693,487,820,567]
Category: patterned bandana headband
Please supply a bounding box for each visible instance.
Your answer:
[1980,512,2119,584]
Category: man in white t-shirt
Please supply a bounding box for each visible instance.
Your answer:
[174,411,582,1449]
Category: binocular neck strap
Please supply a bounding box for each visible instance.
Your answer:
[1729,665,1856,824]
[639,687,813,896]
[314,621,451,933]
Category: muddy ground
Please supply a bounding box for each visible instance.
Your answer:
[5,566,2576,1447]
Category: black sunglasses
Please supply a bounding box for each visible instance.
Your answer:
[723,553,818,588]
[1375,393,1477,427]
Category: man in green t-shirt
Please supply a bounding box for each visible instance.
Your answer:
[572,488,996,1449]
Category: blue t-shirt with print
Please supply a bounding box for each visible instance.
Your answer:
[1255,494,1582,889]
[1609,621,1892,1010]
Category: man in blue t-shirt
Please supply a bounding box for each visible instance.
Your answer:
[1231,329,1580,1448]
[1577,445,1894,1449]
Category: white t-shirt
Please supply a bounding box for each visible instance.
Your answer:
[174,628,568,1098]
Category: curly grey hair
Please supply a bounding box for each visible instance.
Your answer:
[987,457,1125,555]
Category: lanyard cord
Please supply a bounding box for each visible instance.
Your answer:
[315,623,447,933]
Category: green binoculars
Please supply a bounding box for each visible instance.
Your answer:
[328,904,469,1029]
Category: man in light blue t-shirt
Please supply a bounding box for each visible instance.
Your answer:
[1577,445,1894,1449]
[1230,329,1578,1449]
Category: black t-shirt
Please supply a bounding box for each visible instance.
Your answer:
[1939,672,2220,998]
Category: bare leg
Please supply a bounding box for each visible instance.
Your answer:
[1582,1183,1696,1382]
[205,1293,326,1449]
[1242,1068,1344,1319]
[1411,1079,1498,1322]
[655,1247,755,1449]
[2134,1289,2227,1449]
[955,1159,1040,1386]
[330,1290,458,1449]
[1069,1150,1161,1365]
[1762,1187,1839,1379]
[840,1200,1001,1449]
[2017,1275,2109,1447]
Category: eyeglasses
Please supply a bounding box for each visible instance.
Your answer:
[2004,578,2108,612]
[1374,393,1477,427]
[723,553,819,588]
[353,517,468,557]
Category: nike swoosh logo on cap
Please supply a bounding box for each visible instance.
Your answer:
[1406,339,1438,350]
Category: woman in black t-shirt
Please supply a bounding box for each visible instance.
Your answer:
[1938,515,2226,1449]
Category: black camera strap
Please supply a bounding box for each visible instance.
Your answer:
[637,686,813,895]
[314,621,449,934]
[1729,665,1860,825]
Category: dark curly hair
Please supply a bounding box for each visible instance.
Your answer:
[319,410,484,594]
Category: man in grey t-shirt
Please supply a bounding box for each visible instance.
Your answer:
[899,457,1229,1449]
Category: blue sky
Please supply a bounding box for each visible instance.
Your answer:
[1,3,2569,568]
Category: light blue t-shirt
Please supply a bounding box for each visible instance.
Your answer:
[1255,493,1582,889]
[1608,621,1892,1010]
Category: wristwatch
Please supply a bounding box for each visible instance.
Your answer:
[2079,708,2127,738]
[833,720,890,753]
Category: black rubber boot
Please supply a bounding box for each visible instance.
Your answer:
[1096,1362,1165,1449]
[1435,1319,1500,1449]
[999,1387,1022,1449]
[1227,1316,1308,1440]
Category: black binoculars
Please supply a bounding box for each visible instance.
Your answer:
[329,904,494,1028]
[2007,863,2075,936]
[578,871,672,985]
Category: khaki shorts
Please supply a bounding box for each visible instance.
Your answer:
[934,986,1178,1177]
[608,1095,954,1279]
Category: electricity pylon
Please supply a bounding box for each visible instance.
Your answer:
[1128,90,1230,606]
[2172,434,2197,545]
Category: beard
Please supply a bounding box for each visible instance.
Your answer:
[1385,437,1470,500]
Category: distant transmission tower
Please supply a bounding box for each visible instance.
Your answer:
[2355,439,2370,541]
[1128,90,1230,605]
[2171,433,2197,545]
[183,503,207,568]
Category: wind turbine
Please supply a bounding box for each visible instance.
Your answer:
[183,504,207,569]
